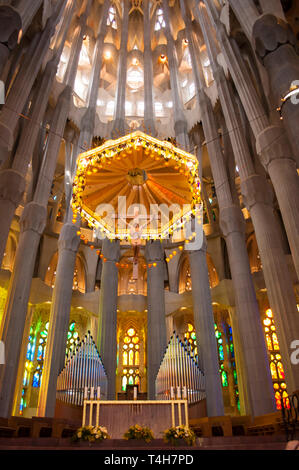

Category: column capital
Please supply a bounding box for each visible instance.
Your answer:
[241,174,274,211]
[102,238,120,262]
[0,5,22,51]
[58,223,80,253]
[145,240,164,262]
[0,169,26,207]
[219,205,245,238]
[20,201,47,235]
[187,233,208,255]
[256,125,297,170]
[252,14,298,64]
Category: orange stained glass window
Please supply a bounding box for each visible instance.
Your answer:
[263,309,288,410]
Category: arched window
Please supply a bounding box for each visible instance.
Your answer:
[2,235,16,272]
[45,253,86,293]
[121,327,140,391]
[154,8,165,31]
[107,5,117,29]
[184,318,240,411]
[247,234,262,273]
[263,308,288,409]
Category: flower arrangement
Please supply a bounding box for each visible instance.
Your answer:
[72,425,110,443]
[124,424,154,443]
[163,425,196,446]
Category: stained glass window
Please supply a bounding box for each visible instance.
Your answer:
[184,323,197,357]
[121,328,140,391]
[185,269,192,292]
[263,308,288,409]
[19,319,79,415]
[66,321,79,356]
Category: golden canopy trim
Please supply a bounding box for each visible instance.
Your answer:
[72,131,201,240]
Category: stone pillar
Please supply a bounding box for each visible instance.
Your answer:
[11,0,44,34]
[258,0,285,19]
[256,126,299,281]
[0,202,46,418]
[242,175,299,393]
[143,0,156,135]
[97,239,120,400]
[197,1,299,393]
[253,14,299,158]
[145,241,167,400]
[188,238,224,416]
[203,0,299,281]
[162,0,189,149]
[0,5,22,76]
[0,1,64,160]
[183,1,275,415]
[0,2,91,417]
[112,0,130,137]
[37,224,80,417]
[0,0,76,266]
[220,206,275,415]
[37,3,110,415]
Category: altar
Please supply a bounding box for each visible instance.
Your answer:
[82,399,189,439]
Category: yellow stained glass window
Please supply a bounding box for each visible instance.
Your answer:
[121,326,141,391]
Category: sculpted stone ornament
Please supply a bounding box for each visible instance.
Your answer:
[0,5,22,74]
[0,5,22,51]
[253,14,298,63]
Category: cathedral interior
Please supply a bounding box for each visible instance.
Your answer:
[0,0,298,447]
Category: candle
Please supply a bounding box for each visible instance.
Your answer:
[177,387,181,399]
[133,386,137,400]
[84,386,88,399]
[97,386,101,400]
[170,386,175,399]
[183,386,187,400]
[90,386,94,399]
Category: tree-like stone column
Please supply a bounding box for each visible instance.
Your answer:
[145,241,167,400]
[220,206,275,415]
[0,202,46,418]
[0,1,65,161]
[112,0,130,137]
[0,0,77,266]
[37,224,80,417]
[188,237,224,417]
[203,0,299,282]
[197,1,299,395]
[143,0,156,135]
[97,239,120,400]
[253,14,299,157]
[0,1,91,418]
[37,1,111,416]
[182,0,275,416]
[162,0,189,150]
[0,5,22,77]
